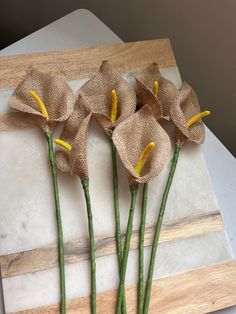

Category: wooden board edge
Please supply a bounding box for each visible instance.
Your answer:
[0,112,35,133]
[8,260,236,314]
[0,211,224,278]
[0,39,176,89]
[0,38,172,62]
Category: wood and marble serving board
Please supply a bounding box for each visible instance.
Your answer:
[0,39,235,313]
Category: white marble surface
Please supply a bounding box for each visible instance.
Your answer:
[0,8,235,314]
[0,120,220,254]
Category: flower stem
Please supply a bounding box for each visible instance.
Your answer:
[45,132,66,314]
[138,182,148,314]
[115,184,139,314]
[143,143,180,314]
[110,139,127,314]
[81,179,96,314]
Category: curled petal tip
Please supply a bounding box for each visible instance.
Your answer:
[29,90,49,120]
[186,110,211,127]
[134,141,155,176]
[54,139,72,152]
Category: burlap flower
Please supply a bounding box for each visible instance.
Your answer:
[78,60,137,135]
[9,68,75,132]
[170,82,205,146]
[112,105,171,185]
[55,99,96,312]
[55,96,92,180]
[135,62,180,120]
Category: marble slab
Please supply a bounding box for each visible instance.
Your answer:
[0,67,233,313]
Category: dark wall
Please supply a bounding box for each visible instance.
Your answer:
[1,0,236,155]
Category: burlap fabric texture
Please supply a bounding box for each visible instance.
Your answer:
[135,62,182,120]
[112,105,171,185]
[55,96,92,180]
[9,68,75,133]
[78,60,137,136]
[170,82,205,146]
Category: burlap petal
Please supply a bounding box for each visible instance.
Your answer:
[112,105,171,184]
[136,80,162,119]
[135,62,180,119]
[170,82,205,146]
[9,68,75,132]
[69,113,92,179]
[78,60,136,135]
[55,96,92,179]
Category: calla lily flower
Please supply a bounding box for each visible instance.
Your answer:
[78,60,137,135]
[55,96,92,180]
[54,96,96,312]
[8,67,75,313]
[76,60,137,312]
[170,82,211,146]
[9,68,75,132]
[112,105,171,185]
[135,63,181,120]
[142,82,211,314]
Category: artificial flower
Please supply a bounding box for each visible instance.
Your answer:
[113,105,171,185]
[135,62,181,120]
[9,68,74,132]
[55,96,92,179]
[170,82,210,146]
[78,60,136,135]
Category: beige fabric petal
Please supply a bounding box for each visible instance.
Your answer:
[55,96,91,179]
[136,80,163,119]
[69,113,92,179]
[78,60,136,135]
[170,82,205,146]
[9,68,75,132]
[112,105,171,184]
[136,63,180,119]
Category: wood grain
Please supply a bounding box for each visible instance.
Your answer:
[9,260,236,314]
[0,112,35,132]
[0,39,176,89]
[0,211,223,278]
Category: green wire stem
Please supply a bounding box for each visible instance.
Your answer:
[138,182,148,314]
[115,184,139,314]
[110,139,127,314]
[143,143,180,314]
[81,179,96,314]
[45,132,66,314]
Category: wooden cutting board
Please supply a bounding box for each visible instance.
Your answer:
[0,39,235,314]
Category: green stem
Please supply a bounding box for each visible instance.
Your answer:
[138,182,148,314]
[110,139,127,314]
[115,184,139,314]
[143,144,180,314]
[45,132,66,314]
[81,179,96,314]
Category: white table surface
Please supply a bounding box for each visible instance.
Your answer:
[0,9,235,314]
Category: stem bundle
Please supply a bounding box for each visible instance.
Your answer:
[115,184,139,314]
[110,139,127,314]
[138,182,148,313]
